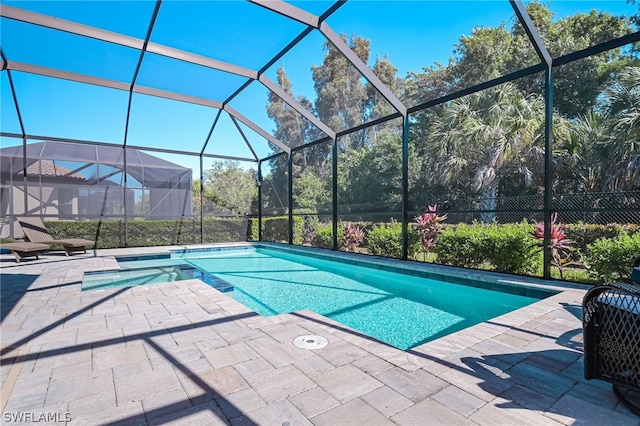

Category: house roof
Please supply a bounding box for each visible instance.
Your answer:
[0,142,190,188]
[23,159,86,181]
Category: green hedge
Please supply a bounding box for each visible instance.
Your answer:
[565,223,640,255]
[366,221,421,259]
[247,218,259,241]
[44,218,248,249]
[585,232,640,283]
[251,216,303,245]
[311,223,334,249]
[435,222,540,274]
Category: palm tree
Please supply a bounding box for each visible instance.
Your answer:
[553,111,604,194]
[426,83,545,221]
[594,67,640,191]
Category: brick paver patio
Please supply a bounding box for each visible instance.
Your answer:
[1,245,638,425]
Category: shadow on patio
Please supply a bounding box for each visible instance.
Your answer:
[0,282,261,425]
[1,273,39,323]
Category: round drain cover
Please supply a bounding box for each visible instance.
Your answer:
[293,335,328,349]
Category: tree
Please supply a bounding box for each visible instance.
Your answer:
[368,54,405,120]
[268,67,320,151]
[454,25,514,86]
[594,66,640,190]
[510,3,633,118]
[312,35,371,150]
[338,130,420,214]
[552,111,605,194]
[406,2,634,119]
[265,68,326,213]
[201,160,257,215]
[293,170,331,214]
[425,83,546,221]
[265,34,405,216]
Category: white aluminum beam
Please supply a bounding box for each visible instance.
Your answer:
[1,5,144,50]
[0,132,251,162]
[7,61,130,91]
[319,22,407,116]
[1,5,258,80]
[8,60,224,108]
[146,43,258,79]
[229,115,259,161]
[223,105,290,154]
[133,85,223,109]
[259,75,336,139]
[248,0,319,28]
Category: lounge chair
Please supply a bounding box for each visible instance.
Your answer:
[17,217,95,256]
[583,281,640,414]
[0,241,50,262]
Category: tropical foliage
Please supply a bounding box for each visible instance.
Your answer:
[532,213,576,279]
[341,222,365,252]
[413,205,447,261]
[199,3,639,282]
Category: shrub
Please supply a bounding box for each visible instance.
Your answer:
[301,215,320,245]
[203,217,248,243]
[413,205,447,261]
[436,222,539,274]
[586,232,640,283]
[485,223,540,274]
[44,218,248,249]
[435,224,485,269]
[366,221,420,258]
[292,216,304,245]
[246,218,258,241]
[311,224,334,249]
[565,223,639,255]
[342,222,365,252]
[260,216,303,244]
[366,222,402,258]
[532,213,576,280]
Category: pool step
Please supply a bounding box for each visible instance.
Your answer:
[185,268,234,293]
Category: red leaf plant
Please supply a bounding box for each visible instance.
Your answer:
[342,222,365,253]
[532,212,576,279]
[414,205,447,261]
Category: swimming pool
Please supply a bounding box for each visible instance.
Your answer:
[104,245,557,350]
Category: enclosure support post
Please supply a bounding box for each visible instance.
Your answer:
[288,153,293,245]
[257,161,263,242]
[199,155,204,244]
[401,116,410,260]
[123,147,128,247]
[543,67,553,279]
[511,0,553,280]
[22,136,27,219]
[332,137,338,251]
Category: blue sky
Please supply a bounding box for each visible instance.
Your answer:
[1,0,637,174]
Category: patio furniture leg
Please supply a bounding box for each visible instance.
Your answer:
[613,383,640,415]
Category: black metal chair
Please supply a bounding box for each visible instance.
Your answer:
[583,282,640,414]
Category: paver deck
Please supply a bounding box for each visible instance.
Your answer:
[1,245,638,425]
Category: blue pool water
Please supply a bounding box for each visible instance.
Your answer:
[83,266,192,291]
[106,246,555,350]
